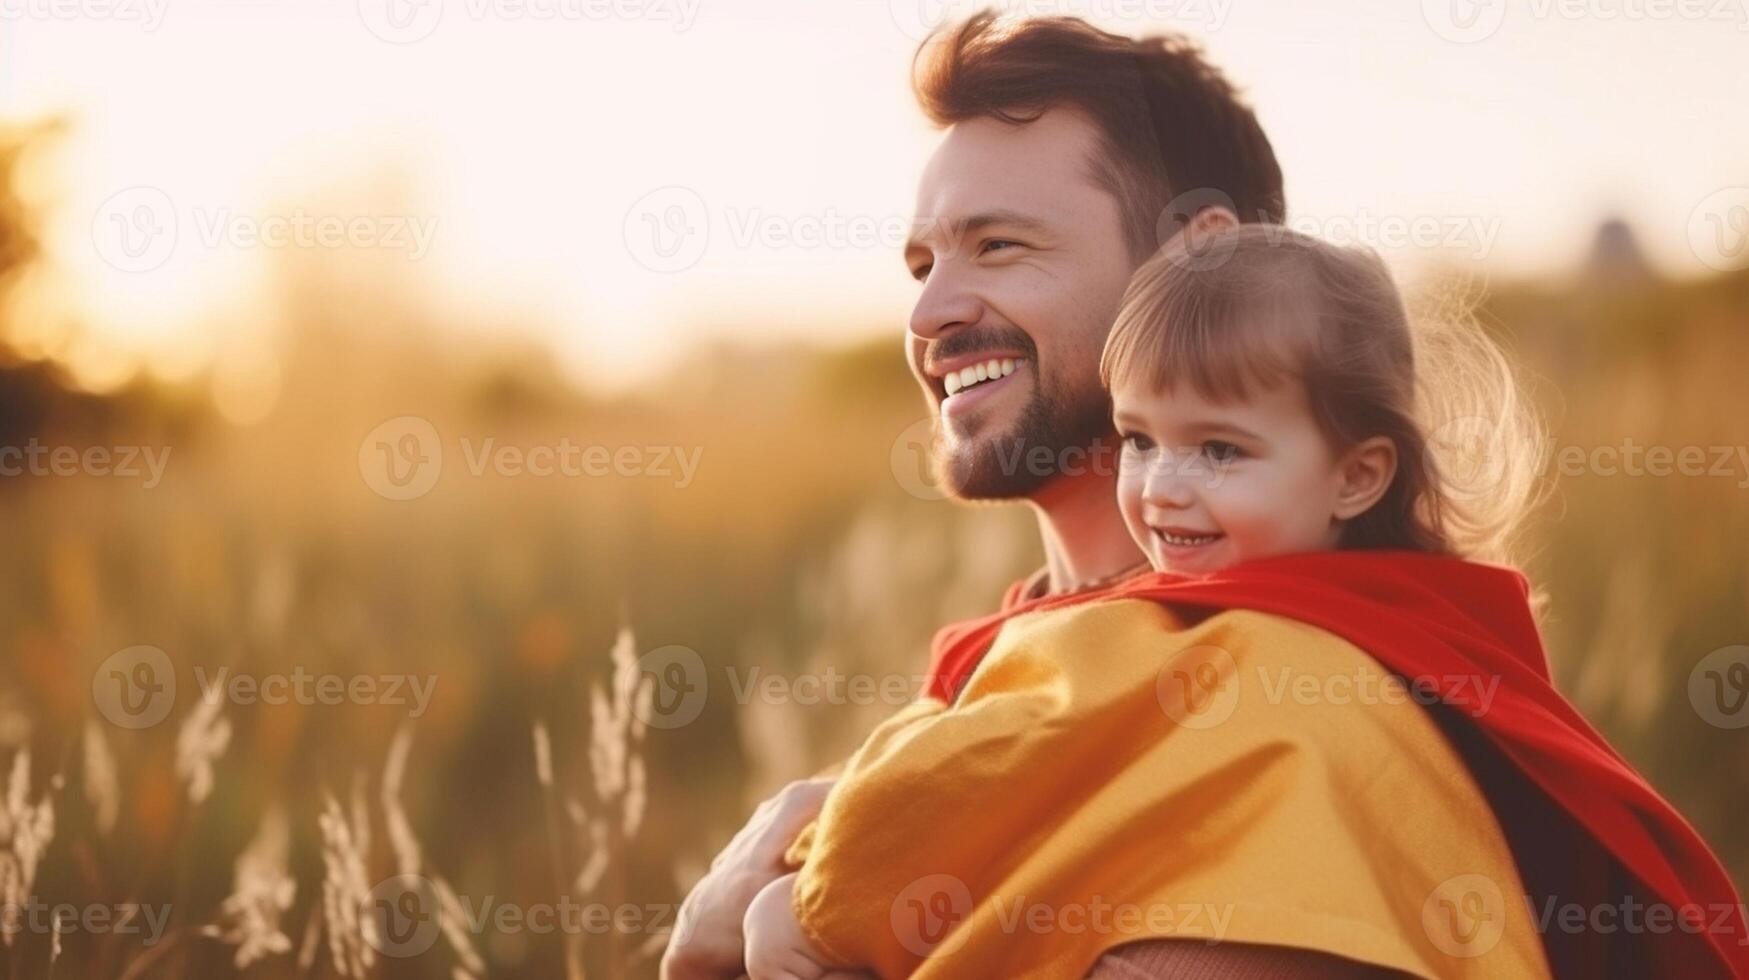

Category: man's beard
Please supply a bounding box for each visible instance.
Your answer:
[935,371,1113,500]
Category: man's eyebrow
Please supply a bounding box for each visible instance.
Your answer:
[904,209,1054,254]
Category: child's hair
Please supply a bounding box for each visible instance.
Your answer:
[1098,223,1549,566]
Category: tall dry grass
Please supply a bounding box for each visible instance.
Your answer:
[0,121,1745,977]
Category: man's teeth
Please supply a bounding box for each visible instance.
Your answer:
[943,357,1020,397]
[1159,530,1221,546]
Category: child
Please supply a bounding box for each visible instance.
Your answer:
[741,226,1748,979]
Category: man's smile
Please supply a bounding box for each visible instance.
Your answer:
[942,355,1020,397]
[938,356,1026,421]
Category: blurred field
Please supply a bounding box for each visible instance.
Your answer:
[0,119,1746,979]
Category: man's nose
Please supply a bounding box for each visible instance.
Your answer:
[909,264,984,341]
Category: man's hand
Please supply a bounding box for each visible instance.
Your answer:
[743,872,837,980]
[661,778,835,980]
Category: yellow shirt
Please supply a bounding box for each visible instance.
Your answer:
[785,598,1553,979]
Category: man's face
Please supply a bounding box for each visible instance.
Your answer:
[904,108,1138,500]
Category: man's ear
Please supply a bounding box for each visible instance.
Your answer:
[1164,206,1240,261]
[1332,436,1398,521]
[1185,206,1239,239]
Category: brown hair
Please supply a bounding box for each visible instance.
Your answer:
[1099,225,1549,565]
[913,12,1285,261]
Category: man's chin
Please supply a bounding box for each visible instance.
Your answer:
[935,430,1052,501]
[928,381,1114,501]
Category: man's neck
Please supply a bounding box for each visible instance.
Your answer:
[1029,467,1147,597]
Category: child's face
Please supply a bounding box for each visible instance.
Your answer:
[1113,379,1385,575]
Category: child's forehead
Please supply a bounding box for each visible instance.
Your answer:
[1114,374,1312,429]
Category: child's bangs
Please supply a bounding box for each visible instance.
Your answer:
[1103,249,1319,404]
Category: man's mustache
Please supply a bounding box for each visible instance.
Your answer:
[919,327,1037,373]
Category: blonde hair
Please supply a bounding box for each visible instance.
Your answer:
[1099,224,1548,567]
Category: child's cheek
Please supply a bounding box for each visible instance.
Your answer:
[1205,475,1276,557]
[1115,464,1152,547]
[1116,463,1144,512]
[1215,470,1317,560]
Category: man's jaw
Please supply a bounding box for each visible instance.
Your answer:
[922,354,1113,501]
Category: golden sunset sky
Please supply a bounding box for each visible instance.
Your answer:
[5,0,1747,390]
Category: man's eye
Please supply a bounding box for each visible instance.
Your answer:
[980,239,1021,255]
[1202,440,1242,462]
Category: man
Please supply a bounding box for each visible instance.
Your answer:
[658,13,1402,978]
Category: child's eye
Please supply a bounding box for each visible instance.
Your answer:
[1120,432,1155,452]
[1201,440,1243,463]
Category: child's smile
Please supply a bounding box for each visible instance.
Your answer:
[1146,524,1228,568]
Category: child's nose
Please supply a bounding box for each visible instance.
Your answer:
[1142,457,1198,508]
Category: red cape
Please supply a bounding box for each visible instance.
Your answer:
[924,550,1747,978]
